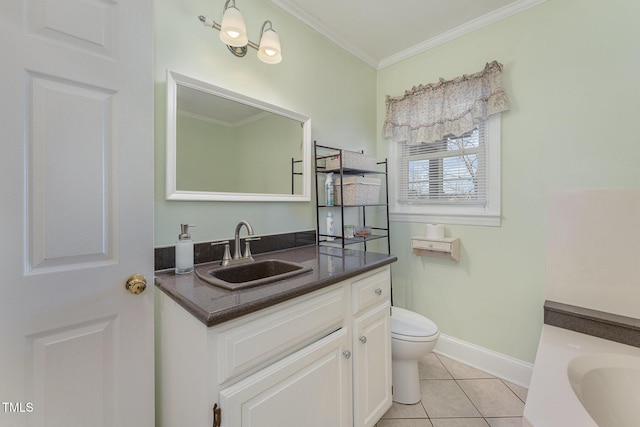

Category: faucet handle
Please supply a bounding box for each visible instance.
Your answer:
[211,240,232,266]
[210,239,230,247]
[242,237,260,259]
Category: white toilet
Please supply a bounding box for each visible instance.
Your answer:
[391,306,439,404]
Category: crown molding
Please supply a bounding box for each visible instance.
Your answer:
[378,0,547,69]
[272,0,547,70]
[270,0,380,68]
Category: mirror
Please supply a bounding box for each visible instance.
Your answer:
[166,70,311,201]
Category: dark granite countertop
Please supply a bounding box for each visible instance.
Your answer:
[544,300,640,348]
[155,245,397,327]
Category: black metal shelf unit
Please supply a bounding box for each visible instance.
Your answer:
[314,141,391,254]
[291,157,303,194]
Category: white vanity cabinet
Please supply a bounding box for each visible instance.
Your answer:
[157,265,392,427]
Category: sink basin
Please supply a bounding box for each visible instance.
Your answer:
[195,259,313,290]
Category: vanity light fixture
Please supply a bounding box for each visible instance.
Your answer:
[198,0,282,64]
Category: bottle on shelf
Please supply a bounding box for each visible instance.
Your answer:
[326,212,335,241]
[325,172,334,206]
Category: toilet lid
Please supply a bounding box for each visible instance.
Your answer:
[391,306,438,338]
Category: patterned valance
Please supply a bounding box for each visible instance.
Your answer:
[382,61,510,145]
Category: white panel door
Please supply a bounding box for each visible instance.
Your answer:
[0,0,154,426]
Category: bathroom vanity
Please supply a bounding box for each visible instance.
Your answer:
[155,245,396,427]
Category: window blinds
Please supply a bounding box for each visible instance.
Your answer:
[398,125,487,206]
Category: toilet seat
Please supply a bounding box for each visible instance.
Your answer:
[391,306,439,342]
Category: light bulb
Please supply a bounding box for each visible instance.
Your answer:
[258,27,282,64]
[219,6,247,47]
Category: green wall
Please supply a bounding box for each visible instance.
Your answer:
[154,0,377,246]
[176,115,236,192]
[377,0,640,362]
[176,114,300,194]
[156,0,640,363]
[233,114,302,194]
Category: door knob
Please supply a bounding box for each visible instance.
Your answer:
[125,274,147,295]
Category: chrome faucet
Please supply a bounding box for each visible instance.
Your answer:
[211,221,260,267]
[234,220,254,260]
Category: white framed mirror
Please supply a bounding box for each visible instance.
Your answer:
[166,70,311,201]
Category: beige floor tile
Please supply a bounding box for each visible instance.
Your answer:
[420,380,481,418]
[457,379,524,418]
[419,353,453,380]
[431,418,489,427]
[485,417,524,427]
[387,355,528,427]
[381,402,428,419]
[435,354,495,379]
[376,419,433,427]
[503,380,528,403]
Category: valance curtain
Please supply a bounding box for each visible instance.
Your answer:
[382,61,510,145]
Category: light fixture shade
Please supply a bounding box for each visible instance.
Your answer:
[257,28,282,64]
[219,6,248,47]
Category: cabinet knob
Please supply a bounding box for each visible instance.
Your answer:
[359,335,367,344]
[342,350,351,359]
[375,288,382,296]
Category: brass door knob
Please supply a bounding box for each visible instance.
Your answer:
[125,274,147,295]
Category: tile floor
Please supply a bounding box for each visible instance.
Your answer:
[376,353,528,427]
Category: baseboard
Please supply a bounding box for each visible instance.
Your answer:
[433,333,533,388]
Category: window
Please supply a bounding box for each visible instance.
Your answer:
[401,127,484,204]
[389,114,501,226]
[383,62,508,225]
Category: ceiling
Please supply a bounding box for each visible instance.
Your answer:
[271,0,545,69]
[177,84,267,125]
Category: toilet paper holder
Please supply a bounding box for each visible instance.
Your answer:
[411,236,460,262]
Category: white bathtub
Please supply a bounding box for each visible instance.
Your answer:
[524,325,640,427]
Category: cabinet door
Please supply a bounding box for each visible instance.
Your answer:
[219,328,352,427]
[353,303,392,427]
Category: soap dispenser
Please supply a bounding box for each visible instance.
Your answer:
[175,224,194,274]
